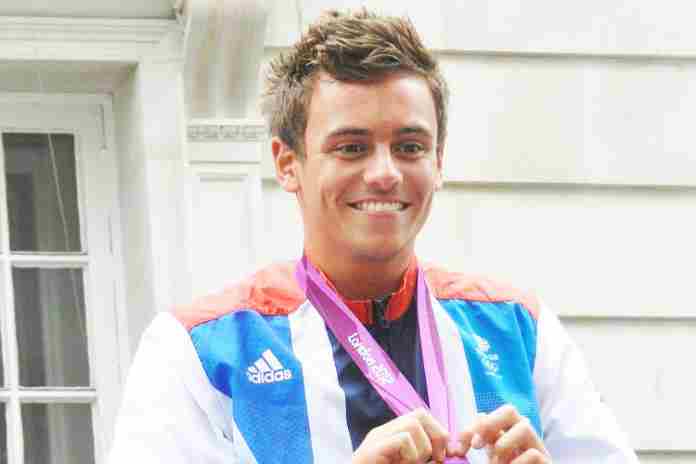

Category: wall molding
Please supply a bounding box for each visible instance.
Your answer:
[186,119,267,164]
[0,16,181,62]
[0,92,112,105]
[179,0,269,117]
[0,16,178,44]
[187,121,268,143]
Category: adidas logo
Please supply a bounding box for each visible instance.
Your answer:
[247,349,293,384]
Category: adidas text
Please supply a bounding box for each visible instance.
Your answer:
[246,349,293,384]
[247,369,293,384]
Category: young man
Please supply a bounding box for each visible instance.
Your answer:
[109,10,638,464]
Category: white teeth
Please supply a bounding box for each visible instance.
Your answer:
[354,201,404,212]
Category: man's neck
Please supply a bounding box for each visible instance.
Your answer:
[305,247,413,300]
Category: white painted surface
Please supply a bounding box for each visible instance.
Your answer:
[113,69,157,358]
[441,55,696,186]
[0,16,180,63]
[1,0,694,58]
[0,0,174,20]
[565,318,696,451]
[259,179,305,264]
[186,119,266,163]
[136,60,191,318]
[183,120,267,297]
[418,183,696,319]
[113,59,191,357]
[188,163,264,297]
[0,61,133,94]
[438,1,696,56]
[638,453,696,463]
[264,0,300,48]
[268,0,696,56]
[182,0,269,118]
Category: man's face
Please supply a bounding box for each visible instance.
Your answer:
[275,72,443,264]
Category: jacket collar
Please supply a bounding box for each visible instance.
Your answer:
[312,256,418,325]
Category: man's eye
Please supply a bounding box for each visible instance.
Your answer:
[336,144,368,156]
[394,142,425,155]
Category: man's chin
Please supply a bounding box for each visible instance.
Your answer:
[348,241,411,263]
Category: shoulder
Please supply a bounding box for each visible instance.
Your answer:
[423,262,540,320]
[172,261,306,331]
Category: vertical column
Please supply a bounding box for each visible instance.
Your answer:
[129,56,191,318]
[179,0,271,298]
[184,120,266,297]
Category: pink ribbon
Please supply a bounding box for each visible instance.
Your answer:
[296,256,469,463]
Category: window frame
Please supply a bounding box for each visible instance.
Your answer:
[0,93,127,464]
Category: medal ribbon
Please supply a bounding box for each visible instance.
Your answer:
[295,256,469,463]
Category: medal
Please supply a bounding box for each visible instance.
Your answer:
[296,256,469,463]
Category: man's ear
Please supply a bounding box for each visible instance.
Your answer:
[272,137,301,193]
[435,145,444,191]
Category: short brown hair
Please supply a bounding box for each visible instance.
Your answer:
[261,9,449,158]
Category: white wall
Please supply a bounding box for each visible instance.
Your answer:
[113,59,191,358]
[113,68,157,356]
[254,1,696,460]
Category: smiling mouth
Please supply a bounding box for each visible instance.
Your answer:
[349,201,409,212]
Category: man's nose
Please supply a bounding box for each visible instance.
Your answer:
[363,145,403,192]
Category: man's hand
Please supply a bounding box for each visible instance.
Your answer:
[456,404,551,464]
[352,408,457,463]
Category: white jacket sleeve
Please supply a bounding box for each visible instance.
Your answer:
[533,304,639,463]
[108,312,237,463]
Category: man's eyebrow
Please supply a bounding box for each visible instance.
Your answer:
[395,125,433,137]
[326,127,371,138]
[326,126,433,138]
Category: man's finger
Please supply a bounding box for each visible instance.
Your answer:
[510,448,549,464]
[373,410,437,460]
[447,430,474,457]
[473,404,522,446]
[353,430,419,464]
[492,417,540,463]
[390,431,419,462]
[410,408,450,461]
[388,415,432,459]
[361,409,450,462]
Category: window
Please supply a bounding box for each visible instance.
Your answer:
[0,99,124,464]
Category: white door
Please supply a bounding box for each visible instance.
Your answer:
[0,97,123,464]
